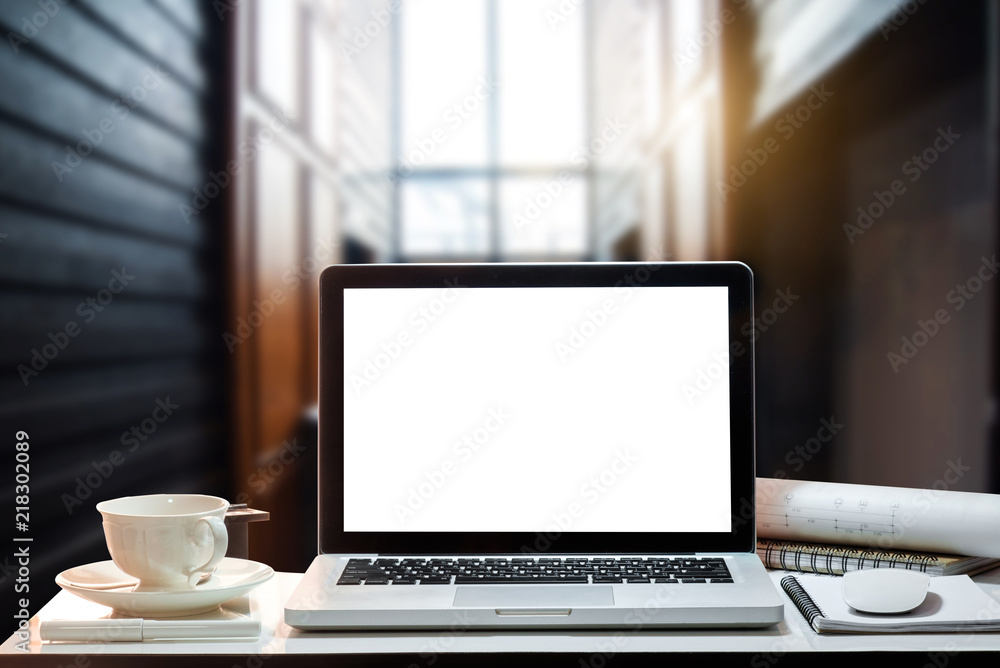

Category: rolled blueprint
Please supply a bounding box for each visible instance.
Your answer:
[756,477,1000,558]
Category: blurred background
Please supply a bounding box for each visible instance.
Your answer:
[0,0,996,636]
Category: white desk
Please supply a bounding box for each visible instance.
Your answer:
[4,568,1000,666]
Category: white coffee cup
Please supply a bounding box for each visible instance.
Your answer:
[97,494,229,592]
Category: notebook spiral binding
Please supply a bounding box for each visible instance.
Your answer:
[780,575,825,626]
[761,540,939,575]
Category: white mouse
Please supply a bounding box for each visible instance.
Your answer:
[842,568,930,614]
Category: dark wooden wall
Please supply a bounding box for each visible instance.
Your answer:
[0,0,227,636]
[723,0,998,491]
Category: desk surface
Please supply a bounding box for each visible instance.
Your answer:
[4,568,1000,666]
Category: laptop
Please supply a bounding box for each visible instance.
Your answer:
[284,261,784,630]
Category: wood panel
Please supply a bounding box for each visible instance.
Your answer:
[0,0,203,138]
[0,206,203,295]
[723,0,997,490]
[0,43,201,188]
[252,138,305,454]
[1,293,207,366]
[152,0,204,40]
[76,0,205,90]
[0,0,226,638]
[0,122,202,244]
[231,0,347,571]
[306,174,342,403]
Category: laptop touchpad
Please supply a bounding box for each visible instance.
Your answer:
[453,586,614,610]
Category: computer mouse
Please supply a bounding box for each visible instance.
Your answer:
[842,568,930,614]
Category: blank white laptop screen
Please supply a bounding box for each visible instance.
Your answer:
[342,285,732,534]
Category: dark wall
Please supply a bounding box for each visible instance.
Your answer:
[0,0,228,636]
[725,1,998,491]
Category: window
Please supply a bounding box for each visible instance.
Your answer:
[396,0,588,260]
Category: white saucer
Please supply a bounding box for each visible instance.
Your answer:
[56,557,274,617]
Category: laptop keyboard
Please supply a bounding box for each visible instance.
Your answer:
[337,557,733,585]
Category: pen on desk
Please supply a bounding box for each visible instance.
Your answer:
[40,618,261,642]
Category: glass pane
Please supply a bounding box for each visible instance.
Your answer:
[401,179,490,256]
[255,0,299,116]
[309,17,336,156]
[252,139,304,447]
[498,0,585,167]
[672,111,709,260]
[254,138,300,285]
[500,176,587,256]
[670,0,703,92]
[310,174,339,262]
[401,0,488,168]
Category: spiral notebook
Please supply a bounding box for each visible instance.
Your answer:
[781,572,1000,634]
[758,539,1000,576]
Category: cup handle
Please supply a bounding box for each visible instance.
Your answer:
[185,516,228,587]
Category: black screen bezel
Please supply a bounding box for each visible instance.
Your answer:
[318,262,756,555]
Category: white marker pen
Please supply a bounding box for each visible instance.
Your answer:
[40,618,260,642]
